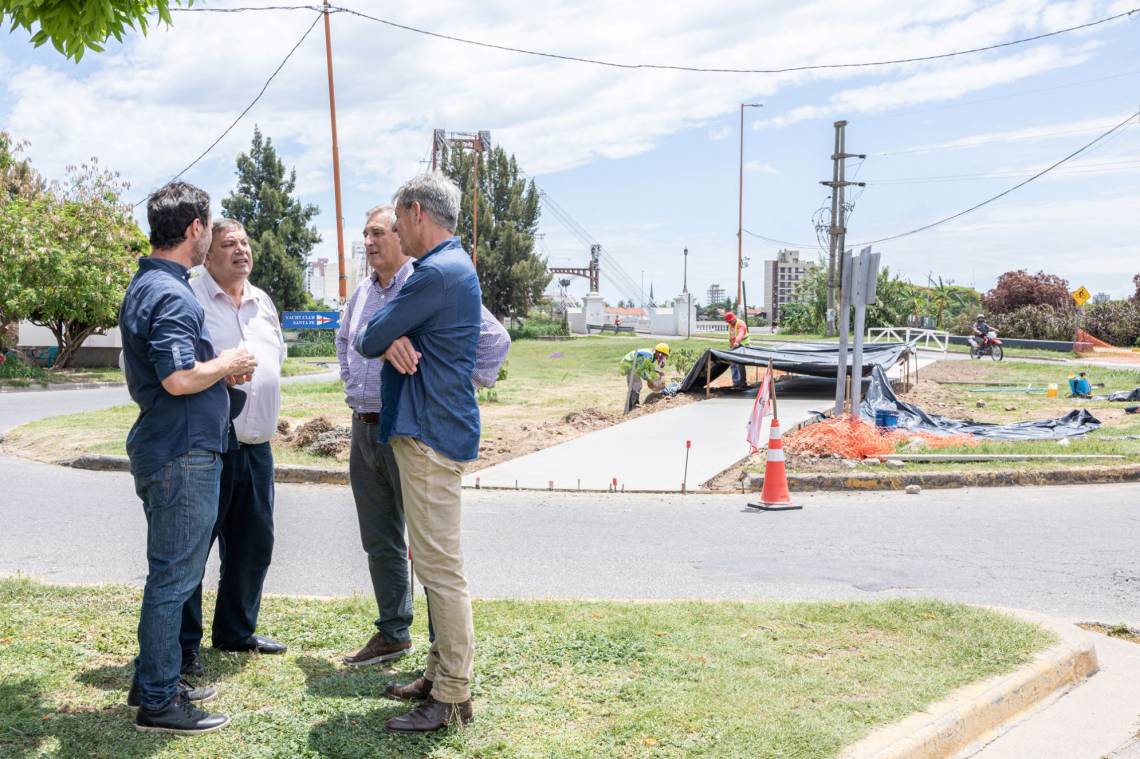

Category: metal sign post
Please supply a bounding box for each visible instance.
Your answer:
[848,248,880,417]
[833,249,853,415]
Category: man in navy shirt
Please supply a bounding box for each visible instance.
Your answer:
[356,173,481,733]
[119,181,257,735]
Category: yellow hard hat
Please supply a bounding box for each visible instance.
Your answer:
[654,342,670,357]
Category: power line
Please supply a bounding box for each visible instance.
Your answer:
[131,12,321,207]
[875,119,1132,157]
[851,108,1140,246]
[329,4,1139,76]
[864,157,1140,185]
[743,229,817,248]
[172,4,320,12]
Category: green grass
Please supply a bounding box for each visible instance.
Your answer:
[0,358,124,388]
[0,578,1053,759]
[281,358,336,377]
[943,344,1077,360]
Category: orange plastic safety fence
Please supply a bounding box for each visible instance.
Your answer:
[784,416,977,460]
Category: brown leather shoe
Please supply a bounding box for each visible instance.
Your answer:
[342,634,413,667]
[385,696,473,733]
[384,676,432,701]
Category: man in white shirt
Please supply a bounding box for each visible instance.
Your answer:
[181,218,288,674]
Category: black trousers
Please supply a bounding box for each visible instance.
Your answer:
[180,441,275,653]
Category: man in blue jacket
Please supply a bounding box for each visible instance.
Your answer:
[355,173,481,733]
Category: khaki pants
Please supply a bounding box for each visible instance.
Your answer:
[389,436,473,703]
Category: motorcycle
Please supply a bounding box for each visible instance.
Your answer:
[968,330,1004,361]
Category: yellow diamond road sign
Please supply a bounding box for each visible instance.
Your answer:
[1072,286,1091,306]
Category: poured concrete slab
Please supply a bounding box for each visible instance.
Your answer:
[465,394,824,492]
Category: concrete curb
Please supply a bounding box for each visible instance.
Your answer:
[0,381,126,393]
[841,610,1099,759]
[66,454,349,486]
[63,453,1140,493]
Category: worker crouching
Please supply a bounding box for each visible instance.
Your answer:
[620,343,669,414]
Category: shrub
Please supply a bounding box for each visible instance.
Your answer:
[508,315,568,340]
[287,329,336,357]
[988,304,1077,341]
[669,347,699,375]
[1084,300,1140,347]
[983,270,1072,314]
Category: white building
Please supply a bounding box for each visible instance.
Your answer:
[761,249,807,322]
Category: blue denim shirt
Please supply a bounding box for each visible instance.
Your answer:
[119,257,230,477]
[355,237,481,462]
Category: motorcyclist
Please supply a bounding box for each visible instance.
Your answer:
[972,314,994,346]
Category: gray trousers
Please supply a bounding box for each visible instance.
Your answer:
[624,370,642,414]
[349,417,413,643]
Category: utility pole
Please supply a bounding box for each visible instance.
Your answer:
[322,0,347,305]
[737,103,763,310]
[820,121,865,336]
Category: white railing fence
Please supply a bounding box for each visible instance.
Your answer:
[867,326,949,352]
[694,321,730,334]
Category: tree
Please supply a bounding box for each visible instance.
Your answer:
[982,270,1072,314]
[441,145,549,321]
[1,131,44,200]
[1131,274,1140,304]
[221,126,321,312]
[0,1,189,62]
[0,160,146,368]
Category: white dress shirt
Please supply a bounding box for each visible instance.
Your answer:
[191,270,285,444]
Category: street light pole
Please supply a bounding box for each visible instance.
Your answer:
[737,103,763,311]
[684,247,691,339]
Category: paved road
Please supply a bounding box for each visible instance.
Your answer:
[2,455,1137,625]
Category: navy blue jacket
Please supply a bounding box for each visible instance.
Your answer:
[119,258,230,477]
[355,237,481,462]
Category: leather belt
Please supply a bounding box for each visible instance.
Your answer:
[355,412,380,425]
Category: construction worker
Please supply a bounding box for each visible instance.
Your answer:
[619,342,669,414]
[724,311,751,389]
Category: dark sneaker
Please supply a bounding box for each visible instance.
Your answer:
[343,633,413,667]
[215,634,287,655]
[134,693,229,735]
[384,696,473,733]
[128,677,216,708]
[181,650,204,678]
[384,676,432,701]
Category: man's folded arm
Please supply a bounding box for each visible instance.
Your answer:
[355,268,441,358]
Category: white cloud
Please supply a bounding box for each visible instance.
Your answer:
[881,111,1137,155]
[744,160,777,174]
[707,125,732,140]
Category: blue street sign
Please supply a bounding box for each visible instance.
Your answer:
[282,311,340,330]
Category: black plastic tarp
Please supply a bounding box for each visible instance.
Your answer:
[1094,387,1140,402]
[861,365,1100,440]
[679,342,911,392]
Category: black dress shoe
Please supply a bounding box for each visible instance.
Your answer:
[216,634,287,655]
[128,677,216,708]
[135,693,229,735]
[385,696,473,733]
[181,650,204,678]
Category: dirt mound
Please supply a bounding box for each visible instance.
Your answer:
[307,428,351,458]
[290,417,335,449]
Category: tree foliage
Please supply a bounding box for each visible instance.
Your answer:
[1,131,44,200]
[441,145,549,321]
[982,270,1072,314]
[1084,301,1140,347]
[221,126,321,312]
[0,0,189,62]
[0,159,146,368]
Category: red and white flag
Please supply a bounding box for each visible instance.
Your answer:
[746,365,773,453]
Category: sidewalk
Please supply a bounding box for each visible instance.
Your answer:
[963,629,1140,758]
[464,392,824,492]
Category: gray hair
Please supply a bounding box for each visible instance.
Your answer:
[365,204,396,228]
[393,172,461,232]
[211,218,246,236]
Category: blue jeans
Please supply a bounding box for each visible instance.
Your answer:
[132,450,221,711]
[181,442,276,653]
[348,417,413,642]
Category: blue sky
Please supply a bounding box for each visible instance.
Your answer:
[1,0,1137,308]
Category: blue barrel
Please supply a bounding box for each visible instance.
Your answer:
[874,409,899,429]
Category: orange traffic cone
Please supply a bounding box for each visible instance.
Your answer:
[748,417,802,511]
